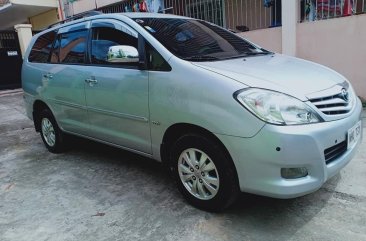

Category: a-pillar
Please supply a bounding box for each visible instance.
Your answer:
[281,0,299,56]
[14,24,33,58]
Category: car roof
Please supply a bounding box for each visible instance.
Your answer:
[120,12,191,19]
[46,12,191,32]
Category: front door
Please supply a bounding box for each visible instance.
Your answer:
[84,19,151,154]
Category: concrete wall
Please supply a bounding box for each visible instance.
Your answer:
[11,0,58,8]
[29,9,59,30]
[239,26,282,53]
[71,0,122,15]
[96,0,121,8]
[239,15,366,99]
[297,15,366,99]
[71,0,96,15]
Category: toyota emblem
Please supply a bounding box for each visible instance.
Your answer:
[341,88,349,102]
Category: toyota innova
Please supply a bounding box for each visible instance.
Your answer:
[22,13,362,211]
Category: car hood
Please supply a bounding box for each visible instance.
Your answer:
[192,54,347,101]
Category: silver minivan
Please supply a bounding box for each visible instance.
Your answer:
[22,13,362,211]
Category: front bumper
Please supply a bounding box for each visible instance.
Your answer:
[217,98,363,198]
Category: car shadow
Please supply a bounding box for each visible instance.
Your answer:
[62,135,342,239]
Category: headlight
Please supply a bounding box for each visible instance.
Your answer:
[235,88,322,125]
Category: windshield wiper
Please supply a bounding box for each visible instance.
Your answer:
[221,51,273,60]
[243,51,272,56]
[183,55,219,62]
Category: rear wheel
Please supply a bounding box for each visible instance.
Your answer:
[38,109,66,153]
[170,134,239,212]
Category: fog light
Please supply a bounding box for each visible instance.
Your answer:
[281,167,308,179]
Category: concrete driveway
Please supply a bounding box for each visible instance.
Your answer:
[1,91,366,241]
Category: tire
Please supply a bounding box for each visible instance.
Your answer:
[38,109,66,153]
[170,133,239,212]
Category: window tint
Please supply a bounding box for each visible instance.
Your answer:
[146,44,171,72]
[134,18,267,61]
[57,30,88,64]
[28,31,56,63]
[50,35,60,64]
[91,27,138,66]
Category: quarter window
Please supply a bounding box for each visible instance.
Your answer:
[146,43,171,72]
[91,27,138,66]
[28,31,56,63]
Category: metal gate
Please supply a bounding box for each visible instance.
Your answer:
[0,31,22,90]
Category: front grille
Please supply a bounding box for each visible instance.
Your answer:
[309,91,352,115]
[324,140,347,165]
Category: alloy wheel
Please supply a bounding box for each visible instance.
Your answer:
[178,148,220,200]
[41,118,56,147]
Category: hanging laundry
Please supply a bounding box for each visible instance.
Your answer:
[140,0,149,12]
[125,5,132,12]
[133,2,140,12]
[264,0,274,7]
[146,0,165,13]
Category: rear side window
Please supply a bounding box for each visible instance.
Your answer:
[28,31,56,63]
[52,30,88,64]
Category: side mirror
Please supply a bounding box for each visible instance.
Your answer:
[107,45,139,63]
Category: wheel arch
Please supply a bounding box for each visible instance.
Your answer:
[160,123,239,184]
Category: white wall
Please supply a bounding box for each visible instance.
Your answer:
[71,0,122,15]
[96,0,121,8]
[239,27,282,53]
[238,15,366,99]
[71,0,96,15]
[11,0,58,8]
[297,15,366,99]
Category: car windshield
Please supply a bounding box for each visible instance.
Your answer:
[134,18,270,61]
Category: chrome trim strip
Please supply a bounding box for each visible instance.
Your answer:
[317,106,353,112]
[311,98,348,106]
[87,106,149,122]
[47,98,87,110]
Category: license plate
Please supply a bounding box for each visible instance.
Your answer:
[347,121,361,149]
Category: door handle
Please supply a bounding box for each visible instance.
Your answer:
[43,73,53,79]
[85,78,98,85]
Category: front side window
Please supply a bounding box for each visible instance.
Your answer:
[28,31,56,63]
[134,18,270,61]
[91,27,138,66]
[55,30,88,64]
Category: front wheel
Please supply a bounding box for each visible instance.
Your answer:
[170,134,239,212]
